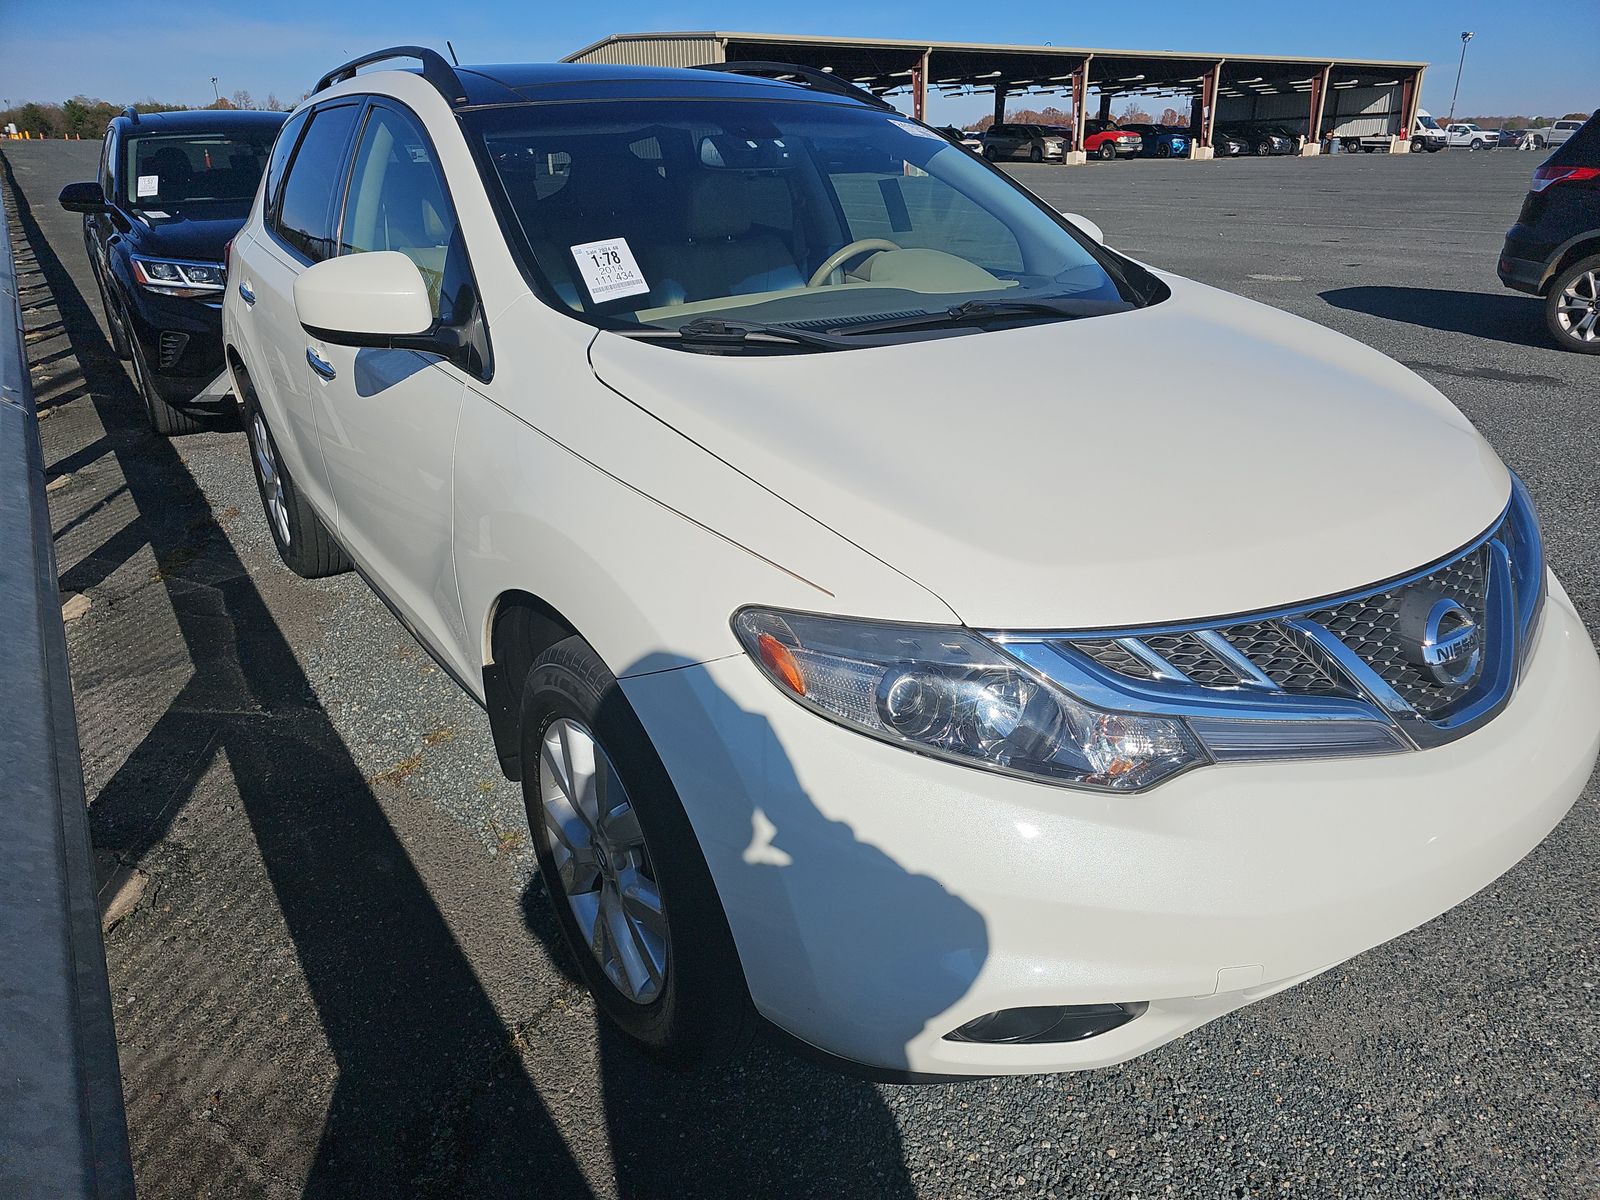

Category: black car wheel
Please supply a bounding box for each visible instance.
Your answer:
[982,144,997,161]
[1256,140,1272,156]
[94,270,132,360]
[1029,144,1042,163]
[126,313,203,437]
[1546,254,1600,354]
[1097,142,1116,161]
[237,366,351,575]
[1155,142,1170,159]
[520,636,752,1066]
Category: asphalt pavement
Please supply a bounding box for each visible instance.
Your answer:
[4,138,1597,1199]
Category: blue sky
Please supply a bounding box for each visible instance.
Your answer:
[4,0,1593,122]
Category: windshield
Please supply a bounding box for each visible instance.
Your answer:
[1417,115,1440,130]
[467,98,1147,343]
[123,130,276,209]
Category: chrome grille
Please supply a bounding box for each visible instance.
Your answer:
[1217,621,1347,695]
[990,483,1544,764]
[1307,548,1488,716]
[993,493,1544,757]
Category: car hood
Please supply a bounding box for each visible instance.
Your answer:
[587,275,1509,630]
[127,202,251,261]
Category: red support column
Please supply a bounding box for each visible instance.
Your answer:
[1071,60,1088,153]
[1306,64,1330,154]
[912,49,930,122]
[1199,60,1224,155]
[1396,73,1416,146]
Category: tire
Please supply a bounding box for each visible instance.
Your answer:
[520,636,751,1065]
[982,144,996,161]
[238,370,351,576]
[95,272,132,360]
[127,317,203,436]
[1410,138,1424,153]
[1257,141,1272,157]
[1097,141,1116,161]
[1470,139,1483,152]
[1155,142,1170,159]
[1545,253,1600,354]
[1028,144,1042,163]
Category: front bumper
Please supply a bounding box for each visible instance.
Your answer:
[123,287,226,403]
[622,576,1600,1076]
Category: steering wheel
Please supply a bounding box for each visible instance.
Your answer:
[807,238,902,288]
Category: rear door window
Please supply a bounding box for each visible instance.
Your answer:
[273,102,360,263]
[262,109,309,226]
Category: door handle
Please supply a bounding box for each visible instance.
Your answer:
[306,346,336,382]
[237,280,256,306]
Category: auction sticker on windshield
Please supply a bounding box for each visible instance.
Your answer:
[571,237,650,302]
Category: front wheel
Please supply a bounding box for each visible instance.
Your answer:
[1257,141,1273,156]
[95,273,132,360]
[239,371,351,576]
[1028,144,1042,163]
[1409,138,1424,153]
[127,318,202,436]
[1097,142,1116,161]
[1546,254,1600,354]
[982,144,997,161]
[1470,139,1484,151]
[520,636,751,1065]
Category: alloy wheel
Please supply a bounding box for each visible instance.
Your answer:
[538,717,668,1005]
[251,412,292,546]
[1555,269,1600,344]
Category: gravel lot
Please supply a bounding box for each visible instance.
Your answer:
[5,139,1597,1199]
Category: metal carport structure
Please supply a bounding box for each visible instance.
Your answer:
[564,32,1428,159]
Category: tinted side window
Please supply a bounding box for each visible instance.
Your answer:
[262,109,309,224]
[274,103,359,263]
[340,105,471,323]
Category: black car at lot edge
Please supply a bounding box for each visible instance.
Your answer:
[1498,110,1600,353]
[58,108,285,433]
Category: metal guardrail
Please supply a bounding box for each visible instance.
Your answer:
[0,172,136,1197]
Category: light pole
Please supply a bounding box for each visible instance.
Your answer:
[210,76,220,104]
[1447,31,1474,124]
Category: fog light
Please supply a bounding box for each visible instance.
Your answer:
[945,1002,1147,1045]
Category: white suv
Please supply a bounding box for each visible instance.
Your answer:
[223,48,1600,1079]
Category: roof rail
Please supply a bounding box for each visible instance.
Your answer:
[312,45,468,105]
[121,106,138,123]
[692,60,899,112]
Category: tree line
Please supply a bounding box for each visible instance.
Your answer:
[2,91,302,139]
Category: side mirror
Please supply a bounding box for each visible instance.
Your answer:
[1059,211,1105,245]
[294,251,435,343]
[58,181,109,214]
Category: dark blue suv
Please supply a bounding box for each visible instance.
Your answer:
[59,108,285,433]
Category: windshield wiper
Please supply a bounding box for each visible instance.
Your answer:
[618,317,847,351]
[832,296,1135,337]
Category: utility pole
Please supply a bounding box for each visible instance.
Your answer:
[1447,31,1473,124]
[210,76,220,103]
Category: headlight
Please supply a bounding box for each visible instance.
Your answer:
[733,609,1206,792]
[131,256,225,298]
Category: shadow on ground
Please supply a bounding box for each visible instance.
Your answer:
[1319,285,1546,349]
